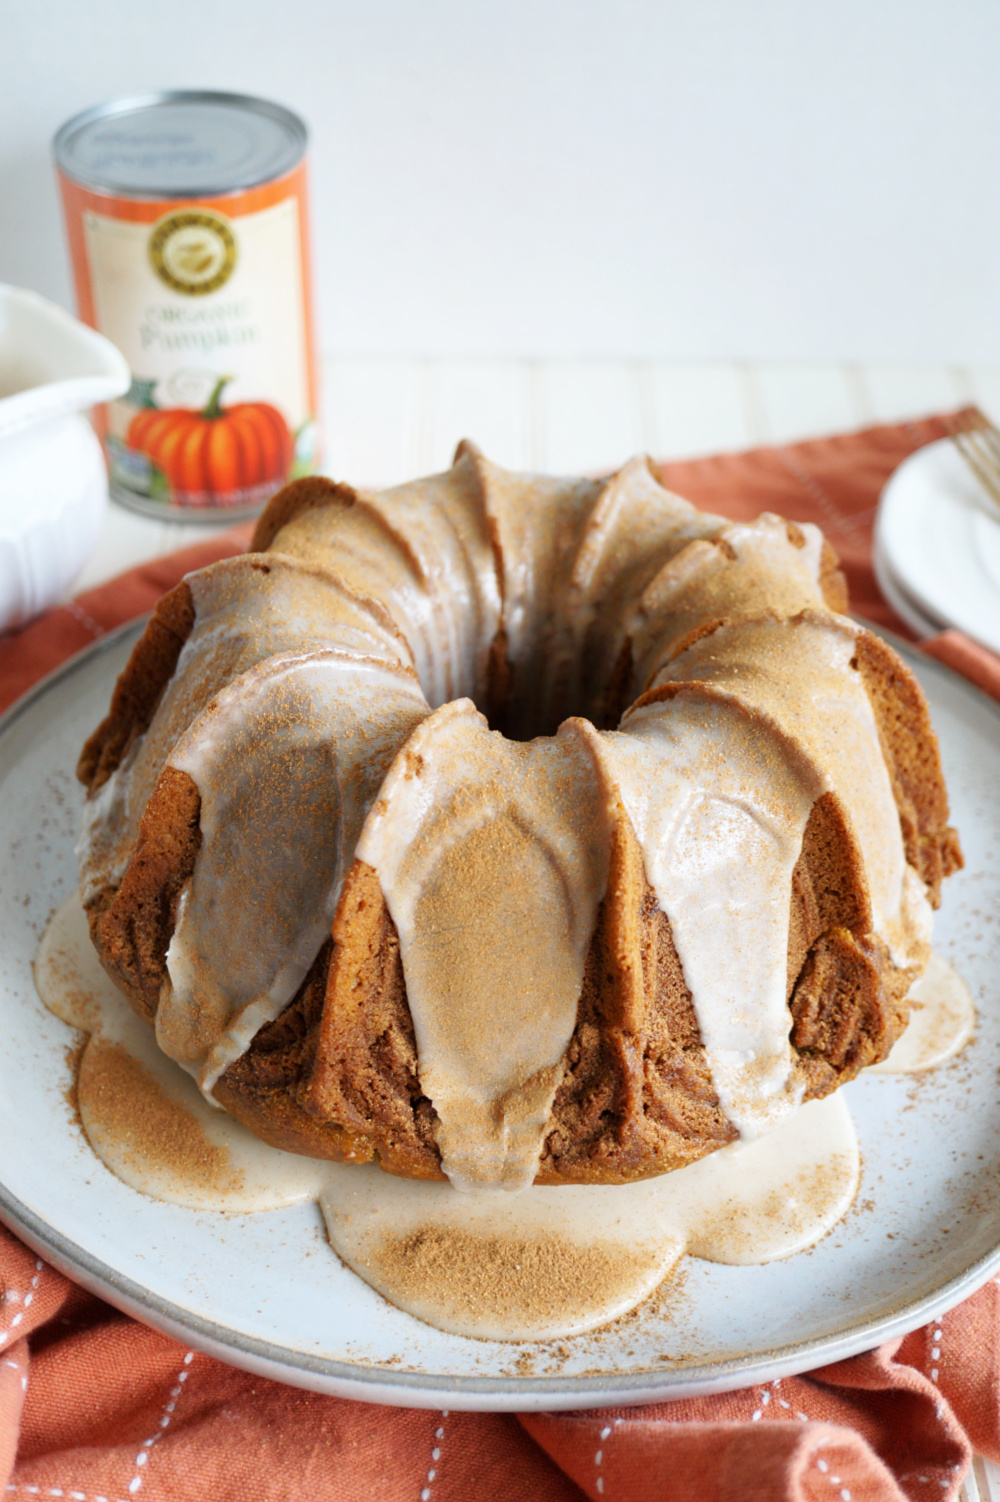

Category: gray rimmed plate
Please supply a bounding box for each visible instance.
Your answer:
[0,621,998,1412]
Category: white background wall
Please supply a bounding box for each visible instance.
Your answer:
[2,0,999,363]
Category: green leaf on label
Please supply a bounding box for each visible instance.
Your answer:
[149,465,171,502]
[126,377,159,410]
[293,417,317,463]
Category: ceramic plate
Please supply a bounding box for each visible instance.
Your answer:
[876,437,1000,655]
[872,532,944,640]
[1,623,999,1413]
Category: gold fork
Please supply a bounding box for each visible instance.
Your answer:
[942,409,1000,519]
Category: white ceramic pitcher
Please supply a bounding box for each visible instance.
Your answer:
[0,285,129,633]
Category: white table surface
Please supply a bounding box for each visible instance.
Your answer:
[64,356,1000,1501]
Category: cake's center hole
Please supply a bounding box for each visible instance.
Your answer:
[475,659,623,743]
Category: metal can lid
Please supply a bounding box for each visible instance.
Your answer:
[53,91,307,199]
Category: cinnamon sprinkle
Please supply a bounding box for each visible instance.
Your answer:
[79,1039,244,1193]
[370,1224,661,1326]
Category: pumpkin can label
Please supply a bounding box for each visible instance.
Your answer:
[79,190,316,514]
[55,94,319,521]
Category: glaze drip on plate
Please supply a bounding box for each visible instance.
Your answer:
[36,897,326,1212]
[319,1092,859,1340]
[867,952,973,1072]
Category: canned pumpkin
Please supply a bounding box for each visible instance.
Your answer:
[54,91,320,520]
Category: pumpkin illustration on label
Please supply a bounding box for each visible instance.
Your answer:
[125,376,294,510]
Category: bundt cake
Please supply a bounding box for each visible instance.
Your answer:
[76,443,962,1191]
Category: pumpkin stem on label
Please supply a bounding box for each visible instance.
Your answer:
[202,375,234,420]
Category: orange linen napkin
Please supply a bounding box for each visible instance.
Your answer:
[2,413,999,1502]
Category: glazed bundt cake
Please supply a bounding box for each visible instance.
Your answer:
[76,443,962,1190]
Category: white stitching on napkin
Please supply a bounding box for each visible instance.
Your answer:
[930,1322,944,1392]
[775,447,872,541]
[419,1410,448,1501]
[5,1490,127,1500]
[0,1262,44,1351]
[593,1419,624,1496]
[813,1452,853,1501]
[594,1423,611,1494]
[3,1351,27,1395]
[750,1380,790,1423]
[63,603,105,642]
[125,1350,195,1496]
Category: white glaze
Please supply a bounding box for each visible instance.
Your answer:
[470,457,604,732]
[77,554,413,907]
[270,447,502,709]
[868,952,974,1073]
[521,455,721,726]
[373,459,503,706]
[356,700,616,1191]
[651,612,934,970]
[593,692,820,1140]
[797,521,825,583]
[161,650,429,1096]
[629,513,827,692]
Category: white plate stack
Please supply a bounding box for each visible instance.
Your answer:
[874,437,1000,653]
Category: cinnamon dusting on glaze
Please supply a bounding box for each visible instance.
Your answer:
[81,1040,244,1194]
